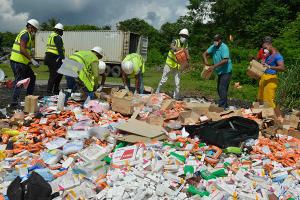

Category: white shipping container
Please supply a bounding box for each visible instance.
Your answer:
[35,30,148,65]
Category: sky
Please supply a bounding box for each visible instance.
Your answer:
[0,0,189,33]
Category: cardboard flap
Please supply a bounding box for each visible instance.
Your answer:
[116,119,164,138]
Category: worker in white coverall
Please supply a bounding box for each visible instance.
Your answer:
[156,28,190,99]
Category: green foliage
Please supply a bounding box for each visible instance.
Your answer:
[146,48,164,67]
[276,61,300,109]
[0,32,17,47]
[273,13,300,63]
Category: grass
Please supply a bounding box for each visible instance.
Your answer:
[0,63,258,102]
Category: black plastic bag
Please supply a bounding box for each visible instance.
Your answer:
[185,116,259,148]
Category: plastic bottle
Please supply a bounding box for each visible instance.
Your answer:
[170,152,186,163]
[200,170,216,180]
[113,142,128,152]
[224,147,242,155]
[103,156,112,164]
[187,185,210,197]
[184,165,194,179]
[211,168,227,177]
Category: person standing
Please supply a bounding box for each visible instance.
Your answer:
[45,23,65,95]
[202,34,232,109]
[258,40,285,108]
[121,53,145,94]
[156,28,190,99]
[10,19,40,107]
[67,47,104,99]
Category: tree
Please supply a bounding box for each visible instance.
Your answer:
[40,17,59,31]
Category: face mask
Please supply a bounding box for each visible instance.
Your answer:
[263,48,269,55]
[180,37,187,43]
[214,41,219,46]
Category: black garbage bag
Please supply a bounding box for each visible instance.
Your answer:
[7,171,59,200]
[185,116,259,148]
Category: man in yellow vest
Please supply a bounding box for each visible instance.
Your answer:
[66,46,105,99]
[10,19,40,107]
[45,23,65,95]
[156,28,190,99]
[121,53,145,94]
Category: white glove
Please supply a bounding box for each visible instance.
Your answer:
[30,59,39,67]
[124,85,129,91]
[134,90,138,95]
[97,86,103,92]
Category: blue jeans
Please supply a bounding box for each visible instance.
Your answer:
[66,76,95,99]
[126,73,144,94]
[65,76,78,92]
[10,61,36,104]
[217,72,232,108]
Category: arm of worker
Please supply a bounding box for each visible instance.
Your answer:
[210,58,229,70]
[121,71,129,91]
[202,51,210,66]
[20,33,32,60]
[54,36,65,60]
[170,39,179,52]
[265,60,286,72]
[100,74,106,86]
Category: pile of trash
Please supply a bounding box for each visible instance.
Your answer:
[0,89,300,200]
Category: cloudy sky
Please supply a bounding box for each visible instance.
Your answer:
[0,0,189,32]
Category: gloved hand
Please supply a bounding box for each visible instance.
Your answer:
[124,85,129,92]
[96,86,103,92]
[134,90,138,95]
[30,59,39,67]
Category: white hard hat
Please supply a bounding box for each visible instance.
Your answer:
[179,28,189,36]
[98,61,106,74]
[121,61,133,75]
[91,46,104,56]
[54,23,64,30]
[27,19,39,29]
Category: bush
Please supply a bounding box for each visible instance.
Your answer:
[276,61,300,109]
[146,48,165,68]
[232,61,257,85]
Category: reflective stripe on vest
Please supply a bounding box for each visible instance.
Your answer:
[10,29,32,65]
[69,51,98,92]
[165,39,188,69]
[123,53,145,78]
[46,32,65,55]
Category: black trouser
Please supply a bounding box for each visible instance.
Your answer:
[217,72,232,108]
[45,53,63,95]
[10,61,36,104]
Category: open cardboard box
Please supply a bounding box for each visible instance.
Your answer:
[178,110,200,125]
[110,89,135,115]
[116,119,166,143]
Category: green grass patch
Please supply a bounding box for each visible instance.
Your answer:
[0,63,257,102]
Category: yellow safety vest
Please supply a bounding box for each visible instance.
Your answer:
[10,29,32,65]
[165,39,188,69]
[123,53,145,78]
[69,51,98,92]
[46,32,65,56]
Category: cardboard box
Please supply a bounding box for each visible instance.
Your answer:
[262,108,275,118]
[111,97,134,115]
[185,102,211,115]
[207,112,222,121]
[247,60,267,79]
[24,95,38,113]
[112,145,138,164]
[201,65,213,80]
[179,111,200,125]
[209,104,224,113]
[147,115,164,127]
[117,119,165,143]
[161,99,175,110]
[111,89,134,115]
